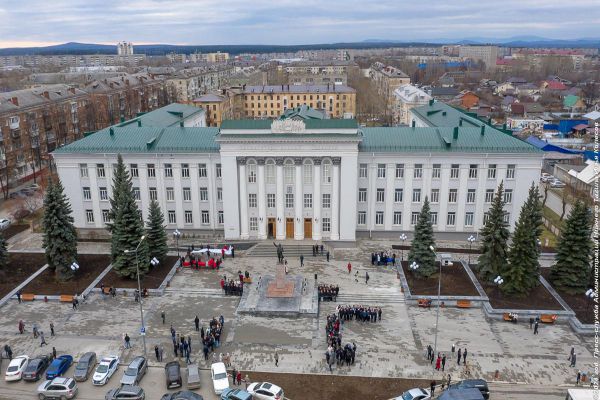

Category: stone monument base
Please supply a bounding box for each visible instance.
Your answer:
[267,281,295,297]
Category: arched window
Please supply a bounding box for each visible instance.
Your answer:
[247,159,257,183]
[265,159,275,184]
[322,159,332,184]
[303,159,313,184]
[284,159,295,185]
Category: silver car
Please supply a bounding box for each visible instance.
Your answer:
[73,352,97,382]
[37,377,78,400]
[106,385,145,400]
[120,356,147,386]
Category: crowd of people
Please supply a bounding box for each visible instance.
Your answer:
[336,305,382,322]
[318,284,339,302]
[201,316,225,361]
[220,277,244,296]
[371,251,396,266]
[324,313,357,371]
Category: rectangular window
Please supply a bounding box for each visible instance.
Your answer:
[266,164,275,184]
[377,164,386,178]
[394,188,403,203]
[304,193,312,209]
[285,193,294,208]
[199,187,208,201]
[359,163,368,178]
[248,193,257,208]
[414,164,423,178]
[322,163,331,184]
[358,188,367,202]
[431,189,439,203]
[357,211,366,225]
[322,217,331,232]
[83,187,91,200]
[466,189,476,203]
[215,163,222,178]
[133,187,140,201]
[147,164,155,178]
[185,211,193,224]
[303,164,313,184]
[168,210,176,224]
[412,189,421,203]
[96,163,105,178]
[375,212,384,225]
[181,163,189,178]
[218,211,224,224]
[450,164,459,179]
[86,209,94,223]
[484,212,490,225]
[506,164,515,179]
[149,187,157,201]
[130,164,138,178]
[393,211,402,225]
[166,187,175,201]
[267,193,276,208]
[249,217,258,231]
[485,189,494,203]
[202,210,210,224]
[183,187,192,202]
[247,164,257,183]
[465,212,474,227]
[164,163,173,177]
[488,164,496,179]
[504,189,513,204]
[322,193,331,208]
[79,163,88,178]
[102,209,110,223]
[217,187,222,201]
[447,212,456,226]
[432,164,441,179]
[469,164,478,179]
[395,164,404,178]
[198,163,207,177]
[448,189,458,203]
[503,212,510,223]
[430,212,438,225]
[376,188,385,202]
[99,187,108,201]
[411,212,419,225]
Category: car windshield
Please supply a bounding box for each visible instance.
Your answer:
[402,393,415,400]
[7,366,18,372]
[76,363,88,370]
[97,365,108,373]
[214,372,227,380]
[125,367,137,376]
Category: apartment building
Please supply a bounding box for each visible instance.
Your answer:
[458,45,499,70]
[369,63,411,108]
[166,66,235,103]
[275,61,358,86]
[393,84,432,125]
[0,54,146,68]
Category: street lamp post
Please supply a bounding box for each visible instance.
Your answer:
[399,234,408,261]
[173,229,181,260]
[494,275,504,297]
[409,261,419,272]
[585,289,597,312]
[124,235,147,357]
[467,235,476,265]
[430,245,441,377]
[70,262,80,296]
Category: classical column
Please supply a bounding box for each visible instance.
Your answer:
[238,157,249,239]
[275,157,285,240]
[294,158,303,240]
[257,158,267,239]
[330,157,341,240]
[312,158,322,240]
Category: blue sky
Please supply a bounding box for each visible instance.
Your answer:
[0,0,598,47]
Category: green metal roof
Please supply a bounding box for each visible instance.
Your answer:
[121,103,204,128]
[220,118,358,130]
[280,105,326,120]
[411,101,486,128]
[360,126,541,153]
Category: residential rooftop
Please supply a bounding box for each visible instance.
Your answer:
[242,84,355,94]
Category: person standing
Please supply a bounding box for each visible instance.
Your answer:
[195,316,200,331]
[16,291,21,303]
[576,370,581,385]
[435,354,441,371]
[40,331,47,347]
[300,255,304,267]
[51,347,56,360]
[347,263,352,274]
[326,251,330,262]
[231,245,235,258]
[463,348,468,364]
[155,345,160,361]
[534,321,539,335]
[570,353,577,367]
[159,345,164,362]
[442,354,446,371]
[274,352,279,367]
[50,322,55,337]
[568,347,575,363]
[365,271,370,285]
[451,344,455,355]
[124,333,131,349]
[232,368,238,385]
[161,311,166,324]
[430,380,436,397]
[529,317,534,329]
[457,348,462,365]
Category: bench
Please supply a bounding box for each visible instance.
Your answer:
[418,299,432,308]
[243,277,253,284]
[457,300,472,308]
[21,293,35,301]
[102,287,111,295]
[540,314,557,324]
[503,313,512,321]
[59,295,74,303]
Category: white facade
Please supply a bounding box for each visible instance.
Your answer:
[393,85,432,125]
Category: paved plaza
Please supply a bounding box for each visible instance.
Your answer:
[0,240,593,399]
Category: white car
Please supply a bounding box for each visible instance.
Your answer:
[391,387,431,400]
[247,382,284,400]
[0,218,11,230]
[5,355,29,381]
[92,356,119,385]
[540,173,552,182]
[210,362,229,395]
[550,179,565,188]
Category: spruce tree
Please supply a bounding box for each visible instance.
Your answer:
[109,155,149,279]
[408,197,436,278]
[478,181,510,282]
[42,179,78,281]
[502,184,543,294]
[146,199,168,265]
[550,201,592,293]
[0,233,8,270]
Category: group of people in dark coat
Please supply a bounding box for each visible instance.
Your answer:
[371,251,396,266]
[337,305,382,322]
[318,284,339,301]
[201,316,224,361]
[324,314,357,371]
[220,277,243,296]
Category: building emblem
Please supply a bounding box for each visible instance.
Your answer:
[271,119,306,134]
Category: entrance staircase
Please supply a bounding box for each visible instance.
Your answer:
[246,242,327,258]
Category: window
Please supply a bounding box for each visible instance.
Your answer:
[430,189,439,203]
[357,211,366,225]
[485,189,494,203]
[376,189,385,202]
[448,189,458,203]
[411,212,419,225]
[504,189,513,204]
[181,164,189,178]
[217,188,222,201]
[430,212,438,225]
[375,212,384,225]
[358,188,367,202]
[322,160,331,184]
[303,162,313,184]
[166,187,175,201]
[304,193,312,209]
[247,162,257,183]
[202,210,210,224]
[393,211,402,225]
[395,164,404,178]
[164,163,173,177]
[285,193,294,208]
[249,217,258,231]
[465,212,474,227]
[412,189,421,203]
[484,212,490,225]
[447,212,456,226]
[99,187,108,201]
[183,187,192,202]
[394,188,403,203]
[248,193,257,208]
[215,163,222,178]
[147,164,155,178]
[503,212,510,223]
[488,164,496,179]
[199,187,208,201]
[322,193,331,208]
[266,161,275,184]
[218,211,224,224]
[198,163,207,177]
[130,164,138,178]
[149,187,157,201]
[469,164,478,179]
[359,163,368,178]
[506,164,515,179]
[185,211,193,224]
[377,164,386,178]
[102,209,110,223]
[322,217,331,232]
[284,160,295,184]
[450,164,459,178]
[460,189,474,204]
[267,193,276,208]
[96,163,105,178]
[82,187,91,200]
[86,210,94,223]
[133,187,140,201]
[414,164,423,178]
[432,164,441,179]
[79,163,88,177]
[167,210,176,224]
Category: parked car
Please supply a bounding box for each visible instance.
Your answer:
[221,388,253,400]
[540,173,552,182]
[161,391,204,400]
[550,180,565,188]
[73,352,97,382]
[37,377,78,399]
[105,384,145,400]
[22,355,51,381]
[165,361,182,389]
[8,191,25,199]
[391,387,431,400]
[27,183,41,191]
[187,364,201,390]
[210,362,229,395]
[93,356,119,385]
[46,355,73,380]
[0,218,11,230]
[19,188,36,196]
[247,382,284,400]
[448,379,490,400]
[4,355,29,381]
[120,356,147,386]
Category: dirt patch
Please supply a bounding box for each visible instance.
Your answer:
[96,255,179,289]
[541,269,593,324]
[0,252,47,298]
[242,371,431,400]
[1,224,29,239]
[22,254,111,296]
[401,261,480,296]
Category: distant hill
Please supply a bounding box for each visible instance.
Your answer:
[364,36,600,48]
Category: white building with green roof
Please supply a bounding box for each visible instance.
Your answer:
[53,103,542,241]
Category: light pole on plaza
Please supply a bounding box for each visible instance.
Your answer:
[585,289,597,312]
[173,229,181,260]
[124,235,147,357]
[430,245,442,377]
[70,262,80,296]
[467,235,476,265]
[399,233,408,261]
[494,275,504,296]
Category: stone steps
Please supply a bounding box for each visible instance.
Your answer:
[333,292,405,304]
[247,243,327,258]
[163,288,227,298]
